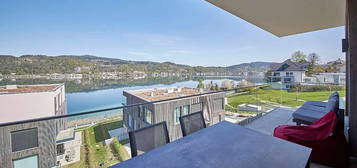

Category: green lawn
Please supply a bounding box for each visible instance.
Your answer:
[228,89,345,107]
[93,120,123,143]
[111,138,130,162]
[64,120,128,168]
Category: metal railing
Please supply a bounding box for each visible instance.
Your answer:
[0,84,269,127]
[0,82,346,168]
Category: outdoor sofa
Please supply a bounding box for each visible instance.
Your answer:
[274,92,349,168]
[292,92,344,127]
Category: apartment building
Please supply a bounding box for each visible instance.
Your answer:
[0,84,66,168]
[123,87,226,141]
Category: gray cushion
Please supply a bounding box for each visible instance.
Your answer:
[325,92,339,113]
[300,104,326,113]
[292,108,326,123]
[293,92,340,124]
[304,101,327,107]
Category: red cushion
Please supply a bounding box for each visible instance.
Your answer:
[274,111,337,142]
[274,111,348,168]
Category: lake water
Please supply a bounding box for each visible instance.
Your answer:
[0,77,265,114]
[66,79,242,114]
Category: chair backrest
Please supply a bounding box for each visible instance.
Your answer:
[179,111,206,137]
[129,121,170,157]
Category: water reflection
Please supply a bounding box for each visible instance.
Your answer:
[0,77,265,114]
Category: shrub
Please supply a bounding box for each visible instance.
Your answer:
[111,138,129,162]
[290,84,344,92]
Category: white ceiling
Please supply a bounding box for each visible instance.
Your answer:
[206,0,345,37]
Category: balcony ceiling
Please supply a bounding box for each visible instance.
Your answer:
[206,0,346,37]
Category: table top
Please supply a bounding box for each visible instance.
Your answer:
[110,121,311,168]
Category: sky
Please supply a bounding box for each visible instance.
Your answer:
[0,0,345,66]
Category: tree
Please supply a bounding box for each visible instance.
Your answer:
[264,70,273,83]
[306,53,320,76]
[214,83,219,90]
[221,80,234,90]
[308,53,320,67]
[197,79,205,89]
[291,51,307,63]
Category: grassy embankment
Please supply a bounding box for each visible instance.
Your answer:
[63,120,129,168]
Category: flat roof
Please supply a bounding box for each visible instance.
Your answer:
[125,87,205,102]
[0,84,63,95]
[56,128,75,143]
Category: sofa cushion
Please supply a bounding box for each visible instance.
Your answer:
[325,92,339,113]
[293,108,326,123]
[304,101,327,107]
[300,104,326,113]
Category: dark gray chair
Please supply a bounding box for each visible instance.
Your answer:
[179,111,206,137]
[129,121,170,157]
[293,92,342,125]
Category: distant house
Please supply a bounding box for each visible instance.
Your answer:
[123,87,225,141]
[269,59,309,89]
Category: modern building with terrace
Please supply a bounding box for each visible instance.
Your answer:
[123,87,226,140]
[0,84,67,168]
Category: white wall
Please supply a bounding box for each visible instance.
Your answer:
[272,71,305,83]
[0,85,65,123]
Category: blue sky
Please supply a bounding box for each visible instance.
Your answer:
[0,0,345,66]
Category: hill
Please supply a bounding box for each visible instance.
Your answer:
[227,62,279,72]
[0,55,277,75]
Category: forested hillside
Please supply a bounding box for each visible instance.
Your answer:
[0,55,276,75]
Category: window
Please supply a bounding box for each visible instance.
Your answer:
[57,94,60,108]
[182,105,190,116]
[133,119,137,129]
[213,98,224,111]
[174,105,190,124]
[13,155,38,168]
[174,107,181,124]
[191,103,202,113]
[138,106,142,118]
[145,108,152,124]
[286,72,293,76]
[284,78,291,83]
[128,114,133,128]
[54,97,57,112]
[56,144,65,156]
[11,128,38,152]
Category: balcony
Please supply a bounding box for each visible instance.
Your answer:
[0,0,356,167]
[0,83,354,168]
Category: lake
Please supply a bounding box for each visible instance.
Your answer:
[0,77,265,114]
